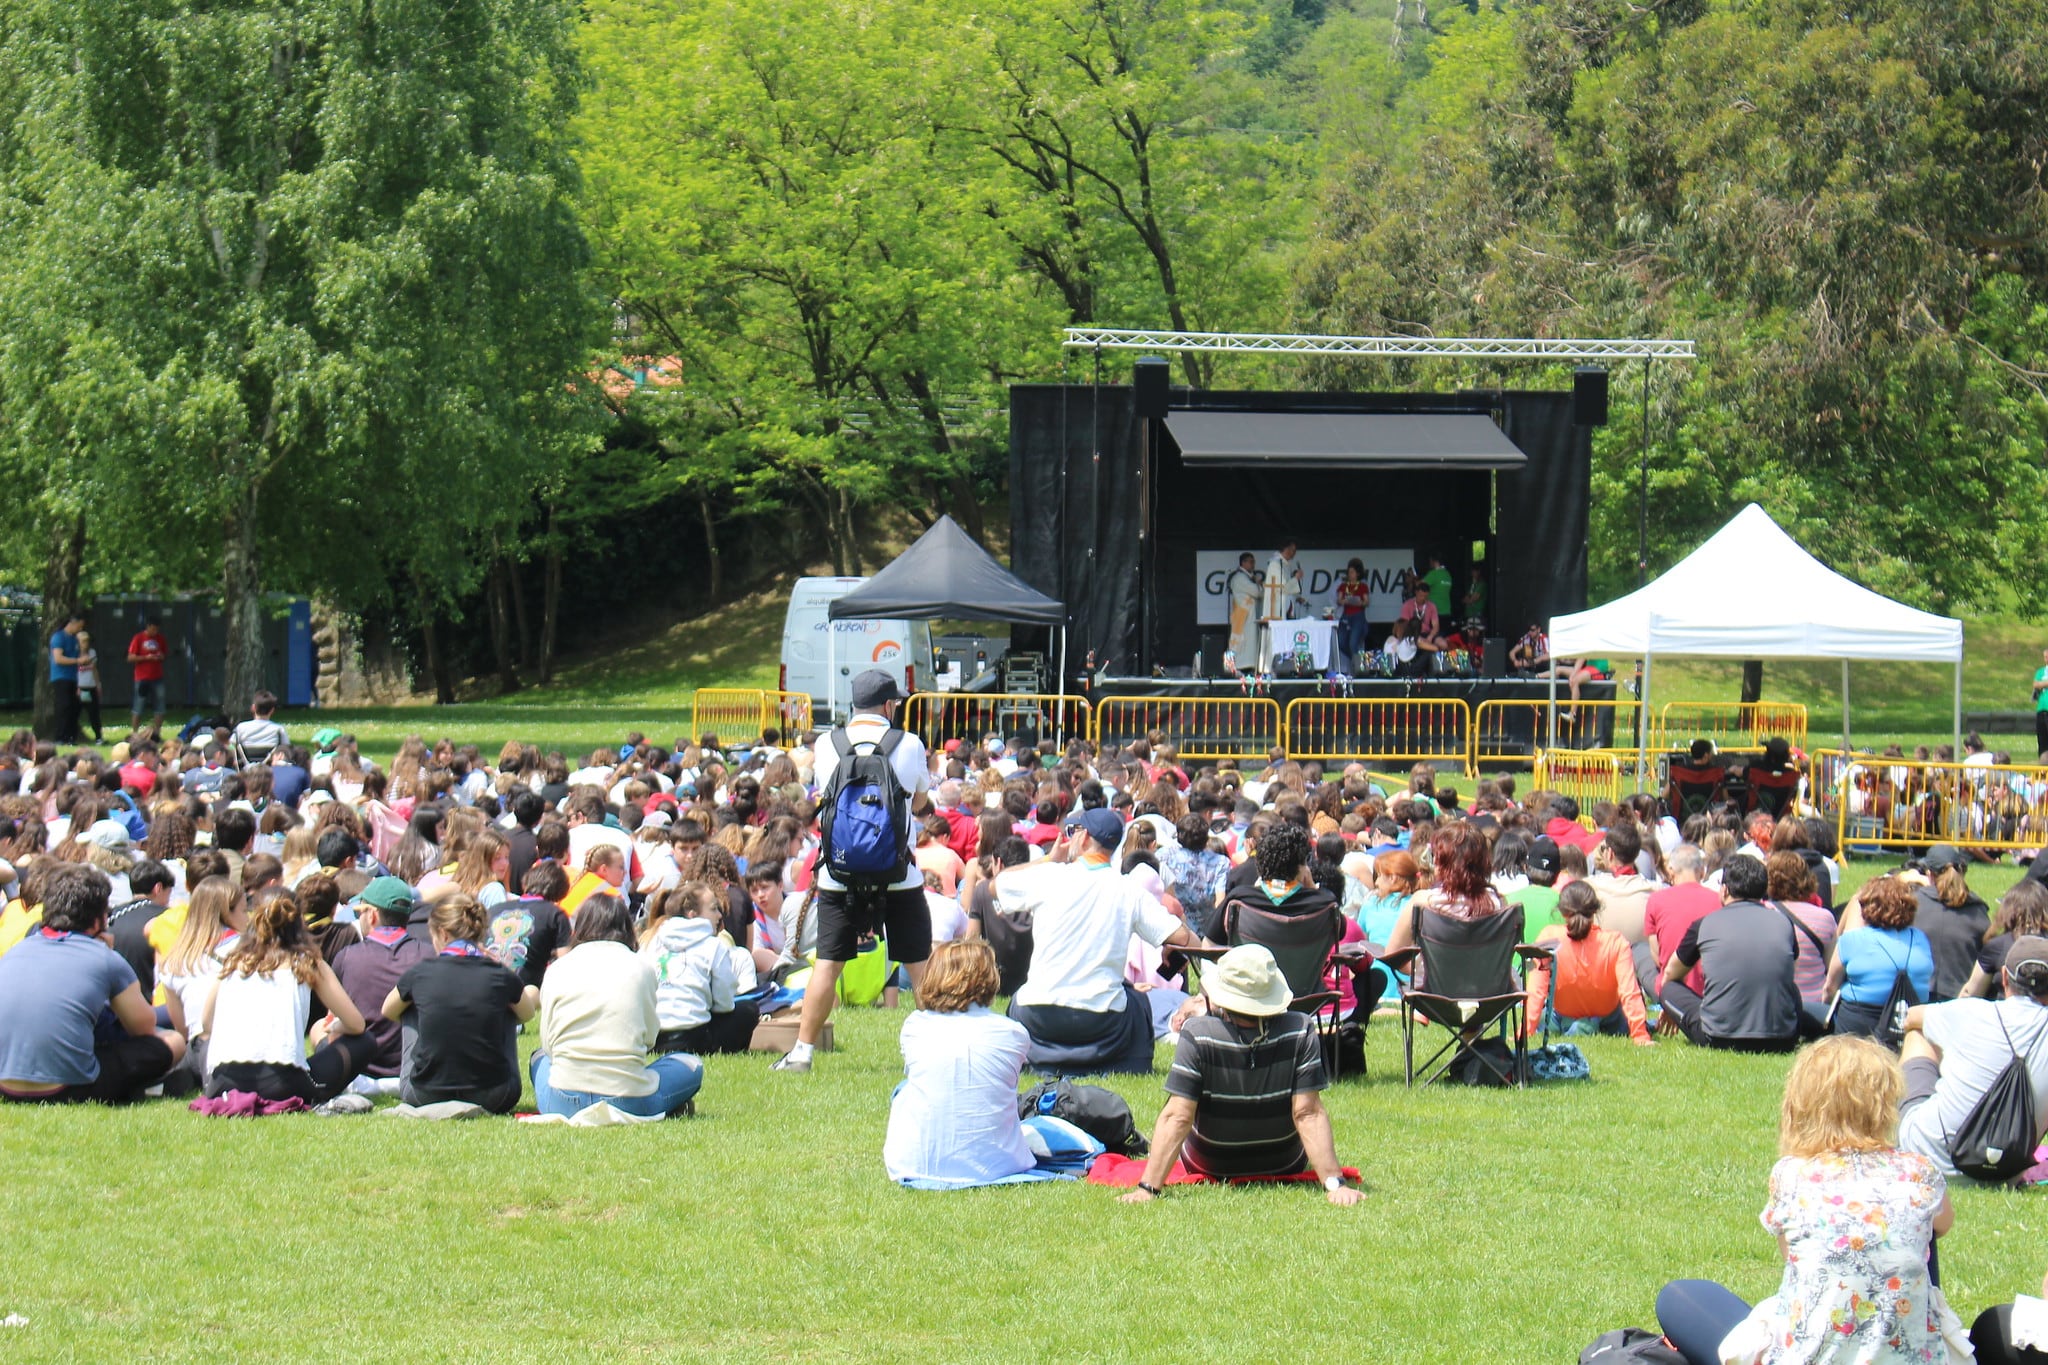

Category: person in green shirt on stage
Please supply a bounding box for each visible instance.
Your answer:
[1422,554,1454,618]
[1461,565,1487,634]
[2032,646,2048,760]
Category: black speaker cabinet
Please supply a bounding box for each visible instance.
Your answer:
[1483,636,1507,676]
[1133,356,1170,419]
[1573,367,1609,426]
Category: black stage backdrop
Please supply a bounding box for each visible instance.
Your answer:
[1008,384,1589,676]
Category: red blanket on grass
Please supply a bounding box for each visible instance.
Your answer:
[1087,1154,1361,1187]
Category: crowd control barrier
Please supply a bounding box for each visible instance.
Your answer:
[1659,701,1806,754]
[899,693,1092,749]
[1472,699,1644,768]
[1533,749,1622,820]
[1824,752,2048,855]
[1092,696,1283,765]
[1283,698,1472,774]
[690,688,814,744]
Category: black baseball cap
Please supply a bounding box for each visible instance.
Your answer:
[850,669,907,709]
[1526,836,1561,875]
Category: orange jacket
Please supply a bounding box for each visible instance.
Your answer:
[1523,924,1650,1043]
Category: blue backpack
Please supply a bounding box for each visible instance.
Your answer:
[818,727,911,887]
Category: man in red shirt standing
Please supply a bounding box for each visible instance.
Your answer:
[126,619,169,737]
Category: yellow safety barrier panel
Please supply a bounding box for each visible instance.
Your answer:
[1806,748,1853,827]
[1828,752,2048,855]
[1093,695,1282,765]
[899,692,1092,748]
[1533,749,1622,819]
[1658,701,1806,753]
[1472,699,1645,769]
[1284,697,1472,774]
[690,688,771,745]
[764,690,814,738]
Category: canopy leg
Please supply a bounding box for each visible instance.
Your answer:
[1638,650,1653,793]
[1954,657,1963,760]
[1056,625,1069,747]
[1842,660,1850,755]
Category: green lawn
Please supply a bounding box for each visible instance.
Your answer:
[5,864,2047,1364]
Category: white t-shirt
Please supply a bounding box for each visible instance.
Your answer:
[1898,997,2048,1177]
[883,1005,1036,1187]
[231,718,287,756]
[812,715,931,894]
[1001,860,1179,1012]
[568,823,635,881]
[206,965,312,1069]
[924,890,968,944]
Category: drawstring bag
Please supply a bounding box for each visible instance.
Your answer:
[1530,1043,1591,1082]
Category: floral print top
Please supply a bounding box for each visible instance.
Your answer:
[1759,1149,1947,1364]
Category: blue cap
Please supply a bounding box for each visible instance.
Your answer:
[1079,807,1125,849]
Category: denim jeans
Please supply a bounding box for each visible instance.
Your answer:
[528,1051,701,1118]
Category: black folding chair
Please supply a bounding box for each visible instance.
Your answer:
[1380,902,1551,1089]
[1667,763,1726,820]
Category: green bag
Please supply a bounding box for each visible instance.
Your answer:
[834,935,895,1006]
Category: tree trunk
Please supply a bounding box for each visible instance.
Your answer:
[699,495,722,604]
[487,553,519,695]
[837,488,862,575]
[221,493,265,714]
[34,514,87,737]
[1741,661,1764,704]
[419,603,456,705]
[949,471,984,544]
[508,554,534,671]
[539,503,561,685]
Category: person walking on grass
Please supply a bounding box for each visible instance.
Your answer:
[127,619,169,737]
[773,670,932,1075]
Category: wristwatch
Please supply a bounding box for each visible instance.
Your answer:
[1323,1175,1344,1193]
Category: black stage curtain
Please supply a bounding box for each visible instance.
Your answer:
[1008,384,1589,678]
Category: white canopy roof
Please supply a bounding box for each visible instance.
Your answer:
[1548,503,1962,663]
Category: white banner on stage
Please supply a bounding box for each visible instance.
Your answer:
[1195,549,1414,626]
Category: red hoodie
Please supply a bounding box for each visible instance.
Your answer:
[1545,816,1602,855]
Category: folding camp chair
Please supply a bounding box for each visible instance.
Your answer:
[1380,902,1551,1088]
[1666,762,1726,820]
[1221,898,1380,1080]
[1746,767,1800,818]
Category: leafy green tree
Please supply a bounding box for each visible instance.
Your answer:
[0,0,603,707]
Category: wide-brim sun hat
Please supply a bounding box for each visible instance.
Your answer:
[1204,944,1293,1018]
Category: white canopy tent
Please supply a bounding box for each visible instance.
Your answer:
[1545,503,1964,782]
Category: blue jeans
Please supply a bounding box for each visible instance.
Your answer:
[528,1051,702,1118]
[1334,615,1366,670]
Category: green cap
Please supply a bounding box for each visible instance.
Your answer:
[311,727,344,750]
[358,876,414,913]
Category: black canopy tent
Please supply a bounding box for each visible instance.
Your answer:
[826,515,1070,725]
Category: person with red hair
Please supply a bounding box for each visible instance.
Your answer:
[1378,822,1513,986]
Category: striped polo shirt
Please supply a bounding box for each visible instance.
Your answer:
[1165,1011,1327,1178]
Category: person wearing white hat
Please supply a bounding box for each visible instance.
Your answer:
[1120,944,1361,1205]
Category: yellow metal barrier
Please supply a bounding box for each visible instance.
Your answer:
[764,690,814,738]
[1658,701,1806,753]
[899,692,1091,748]
[690,688,770,746]
[1826,753,2048,854]
[1533,749,1622,819]
[1283,697,1472,774]
[1472,699,1645,769]
[1093,695,1282,765]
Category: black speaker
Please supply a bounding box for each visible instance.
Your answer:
[1483,636,1507,676]
[1573,367,1609,426]
[1133,356,1170,419]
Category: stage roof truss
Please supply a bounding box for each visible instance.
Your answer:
[1062,328,1696,362]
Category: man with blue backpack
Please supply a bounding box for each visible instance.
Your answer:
[773,670,933,1074]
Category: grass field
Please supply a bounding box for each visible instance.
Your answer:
[2,863,2044,1363]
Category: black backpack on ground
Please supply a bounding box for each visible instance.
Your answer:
[1579,1329,1685,1365]
[1945,1009,2041,1183]
[1017,1081,1148,1156]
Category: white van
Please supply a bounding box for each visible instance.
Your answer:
[780,577,935,725]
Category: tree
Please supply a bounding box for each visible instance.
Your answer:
[1298,0,2048,608]
[0,0,603,708]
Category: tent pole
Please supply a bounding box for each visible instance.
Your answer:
[1954,655,1963,760]
[1842,660,1850,755]
[1055,625,1068,747]
[1638,649,1652,792]
[1547,658,1557,759]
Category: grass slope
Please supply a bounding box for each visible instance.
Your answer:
[3,862,2045,1364]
